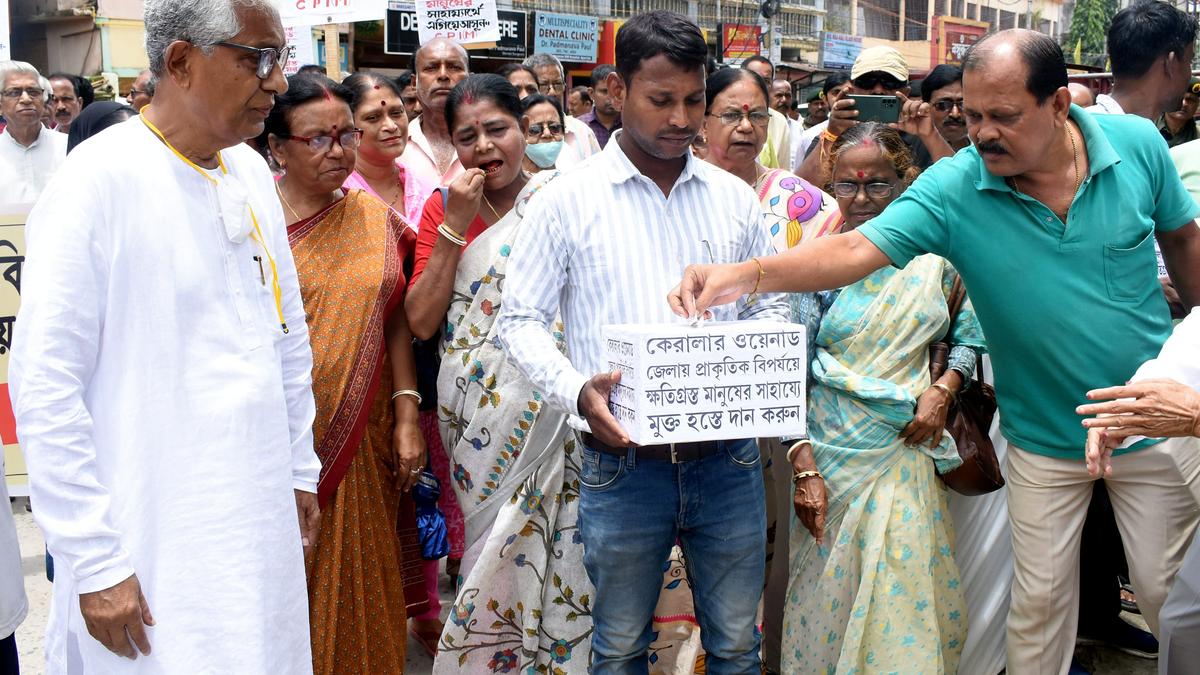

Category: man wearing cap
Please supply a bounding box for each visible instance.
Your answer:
[803,90,827,128]
[795,45,953,186]
[1161,80,1200,148]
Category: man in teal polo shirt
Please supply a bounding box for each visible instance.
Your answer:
[670,29,1200,675]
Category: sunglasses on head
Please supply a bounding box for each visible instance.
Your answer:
[852,73,906,91]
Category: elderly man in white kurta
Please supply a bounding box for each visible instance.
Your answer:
[9,1,320,673]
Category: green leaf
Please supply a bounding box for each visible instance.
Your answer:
[566,611,578,622]
[553,573,562,587]
[579,594,590,608]
[563,586,573,599]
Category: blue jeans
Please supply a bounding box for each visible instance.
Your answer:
[578,439,766,675]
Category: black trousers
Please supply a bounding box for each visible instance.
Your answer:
[1079,480,1130,634]
[0,632,17,675]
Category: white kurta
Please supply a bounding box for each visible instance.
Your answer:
[10,117,320,674]
[0,452,27,641]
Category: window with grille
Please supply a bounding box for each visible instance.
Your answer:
[980,5,996,30]
[860,0,901,39]
[935,0,947,15]
[951,0,964,17]
[1000,10,1016,29]
[906,0,929,40]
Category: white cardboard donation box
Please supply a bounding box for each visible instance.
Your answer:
[603,321,807,445]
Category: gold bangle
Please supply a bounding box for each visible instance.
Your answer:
[437,222,467,247]
[749,257,765,295]
[785,439,813,464]
[931,382,956,401]
[392,389,423,405]
[793,469,824,483]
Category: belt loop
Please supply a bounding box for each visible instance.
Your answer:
[669,443,679,464]
[626,446,637,469]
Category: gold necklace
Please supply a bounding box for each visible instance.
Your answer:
[482,195,501,221]
[275,182,302,221]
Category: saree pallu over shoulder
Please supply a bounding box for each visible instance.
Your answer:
[780,254,983,675]
[434,172,595,673]
[756,168,841,250]
[288,189,416,508]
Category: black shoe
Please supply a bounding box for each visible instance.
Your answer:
[1077,617,1158,659]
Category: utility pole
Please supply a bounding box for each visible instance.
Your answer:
[1025,0,1033,31]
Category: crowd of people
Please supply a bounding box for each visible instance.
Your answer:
[2,0,1200,674]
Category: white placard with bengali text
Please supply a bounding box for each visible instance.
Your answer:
[277,0,387,28]
[283,25,317,75]
[604,321,807,445]
[416,0,500,46]
[0,0,9,61]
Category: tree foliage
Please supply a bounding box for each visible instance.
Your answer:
[1066,0,1119,67]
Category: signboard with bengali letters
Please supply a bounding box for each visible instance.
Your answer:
[0,209,25,496]
[386,2,526,58]
[416,0,501,47]
[604,321,807,445]
[932,17,988,66]
[718,23,762,65]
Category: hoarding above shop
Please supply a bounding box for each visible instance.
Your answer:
[533,11,599,63]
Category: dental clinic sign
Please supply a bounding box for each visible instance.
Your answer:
[533,11,598,63]
[277,0,388,27]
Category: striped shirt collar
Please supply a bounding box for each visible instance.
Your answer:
[601,129,707,189]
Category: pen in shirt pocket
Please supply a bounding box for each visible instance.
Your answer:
[253,256,265,285]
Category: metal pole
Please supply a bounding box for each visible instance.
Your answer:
[1025,0,1032,31]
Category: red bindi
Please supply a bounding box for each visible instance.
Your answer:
[742,104,749,112]
[373,84,381,90]
[856,170,865,178]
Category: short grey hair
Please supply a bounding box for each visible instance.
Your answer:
[143,0,278,77]
[0,61,43,94]
[138,69,158,96]
[524,53,564,81]
[38,76,51,103]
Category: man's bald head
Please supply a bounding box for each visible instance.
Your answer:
[413,38,469,72]
[1067,82,1095,108]
[412,38,470,116]
[963,29,1067,104]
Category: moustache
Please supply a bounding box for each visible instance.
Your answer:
[942,117,965,127]
[977,141,1007,155]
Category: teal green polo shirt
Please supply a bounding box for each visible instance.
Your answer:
[859,105,1198,459]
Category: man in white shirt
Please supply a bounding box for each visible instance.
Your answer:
[0,61,67,206]
[10,1,321,672]
[0,453,26,674]
[498,11,789,672]
[1077,309,1200,675]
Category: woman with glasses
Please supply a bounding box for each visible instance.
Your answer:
[265,74,426,674]
[403,74,593,673]
[779,122,984,673]
[519,93,566,174]
[339,70,461,659]
[645,66,843,673]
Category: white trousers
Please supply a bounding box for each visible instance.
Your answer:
[1006,437,1200,675]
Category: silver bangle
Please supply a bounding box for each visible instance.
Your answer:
[391,389,422,405]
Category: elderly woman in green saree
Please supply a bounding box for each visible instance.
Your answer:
[404,74,592,674]
[780,123,986,674]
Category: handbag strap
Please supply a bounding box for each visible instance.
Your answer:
[943,274,966,340]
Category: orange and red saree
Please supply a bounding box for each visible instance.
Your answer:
[288,189,423,674]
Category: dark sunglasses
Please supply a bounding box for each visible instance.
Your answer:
[851,73,906,91]
[932,98,964,113]
[527,122,564,136]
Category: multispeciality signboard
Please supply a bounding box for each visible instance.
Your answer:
[819,31,862,70]
[933,17,988,66]
[533,11,599,63]
[718,23,761,65]
[386,2,527,58]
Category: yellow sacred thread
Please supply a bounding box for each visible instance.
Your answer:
[141,112,289,334]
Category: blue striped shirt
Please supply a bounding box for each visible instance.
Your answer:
[497,131,790,418]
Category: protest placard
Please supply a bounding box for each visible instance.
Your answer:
[283,25,317,75]
[277,0,387,28]
[416,0,501,47]
[0,209,25,496]
[604,321,806,445]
